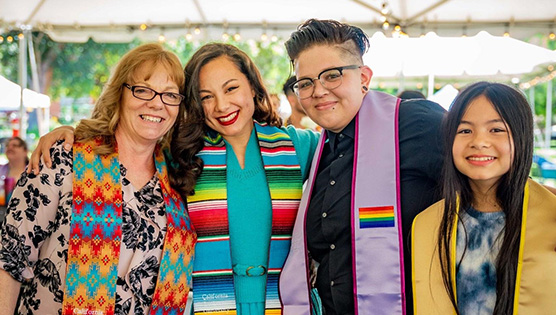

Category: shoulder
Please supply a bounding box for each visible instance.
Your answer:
[399,99,446,122]
[46,141,74,171]
[528,179,556,205]
[414,199,445,227]
[281,125,320,147]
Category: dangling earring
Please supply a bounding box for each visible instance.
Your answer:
[362,85,368,92]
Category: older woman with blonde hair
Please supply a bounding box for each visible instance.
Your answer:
[0,43,197,314]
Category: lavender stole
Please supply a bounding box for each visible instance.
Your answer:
[280,91,404,314]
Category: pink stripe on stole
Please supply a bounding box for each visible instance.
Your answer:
[394,97,406,315]
[351,113,360,314]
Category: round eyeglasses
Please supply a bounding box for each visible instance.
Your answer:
[291,65,361,100]
[123,83,185,106]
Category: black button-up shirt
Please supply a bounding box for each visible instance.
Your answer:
[305,99,446,315]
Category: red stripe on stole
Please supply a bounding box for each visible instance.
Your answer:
[189,208,229,236]
[260,146,297,154]
[359,206,394,214]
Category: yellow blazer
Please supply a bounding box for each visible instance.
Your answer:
[412,179,556,314]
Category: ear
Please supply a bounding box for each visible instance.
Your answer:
[360,65,373,89]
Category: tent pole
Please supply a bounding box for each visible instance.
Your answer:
[427,73,434,98]
[529,86,544,146]
[545,79,553,149]
[18,31,28,138]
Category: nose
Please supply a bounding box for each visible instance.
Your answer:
[213,96,230,113]
[147,94,165,110]
[470,131,490,149]
[312,79,329,98]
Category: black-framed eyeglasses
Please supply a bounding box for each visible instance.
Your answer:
[123,83,185,106]
[291,65,361,100]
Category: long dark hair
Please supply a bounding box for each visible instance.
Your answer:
[171,43,282,197]
[183,43,281,128]
[438,81,533,314]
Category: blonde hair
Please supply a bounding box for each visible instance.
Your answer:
[75,43,185,155]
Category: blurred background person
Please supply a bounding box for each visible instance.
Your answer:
[0,137,28,210]
[283,76,320,131]
[397,89,426,100]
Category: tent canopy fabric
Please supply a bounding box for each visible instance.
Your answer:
[1,0,555,42]
[0,75,50,111]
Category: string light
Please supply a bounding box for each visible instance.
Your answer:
[194,27,201,35]
[382,20,390,30]
[0,36,4,43]
[520,69,556,89]
[261,33,268,41]
[503,22,510,37]
[222,32,229,41]
[158,32,166,42]
[271,34,278,42]
[233,30,241,41]
[18,33,24,39]
[140,23,148,31]
[550,32,556,40]
[185,32,193,41]
[7,36,13,43]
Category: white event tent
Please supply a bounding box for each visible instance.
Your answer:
[1,0,556,142]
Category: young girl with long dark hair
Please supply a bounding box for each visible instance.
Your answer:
[412,81,556,315]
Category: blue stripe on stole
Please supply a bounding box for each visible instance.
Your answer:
[193,275,236,311]
[267,238,290,269]
[261,154,299,165]
[265,274,281,309]
[193,239,232,273]
[197,152,225,165]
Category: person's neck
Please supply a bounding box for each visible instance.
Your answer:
[222,126,253,170]
[469,181,501,213]
[114,131,157,187]
[8,159,27,177]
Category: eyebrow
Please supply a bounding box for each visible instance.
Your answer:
[199,79,238,94]
[459,118,505,125]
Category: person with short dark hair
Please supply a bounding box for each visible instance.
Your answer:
[280,19,446,314]
[397,90,426,100]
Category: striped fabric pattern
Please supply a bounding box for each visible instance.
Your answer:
[64,139,196,315]
[188,122,302,314]
[359,205,395,228]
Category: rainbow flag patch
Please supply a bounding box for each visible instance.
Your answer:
[359,206,395,228]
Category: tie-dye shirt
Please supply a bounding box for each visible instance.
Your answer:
[456,206,506,315]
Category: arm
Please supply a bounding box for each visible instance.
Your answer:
[0,269,21,313]
[27,125,76,175]
[283,125,320,181]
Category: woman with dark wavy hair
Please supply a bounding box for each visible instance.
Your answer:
[175,43,318,314]
[412,81,556,314]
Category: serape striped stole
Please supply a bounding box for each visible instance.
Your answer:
[188,122,302,314]
[64,138,196,315]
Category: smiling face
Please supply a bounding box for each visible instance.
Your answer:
[116,61,180,147]
[294,44,372,133]
[452,95,514,191]
[199,56,255,144]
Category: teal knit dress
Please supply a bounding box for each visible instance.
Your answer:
[225,126,318,313]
